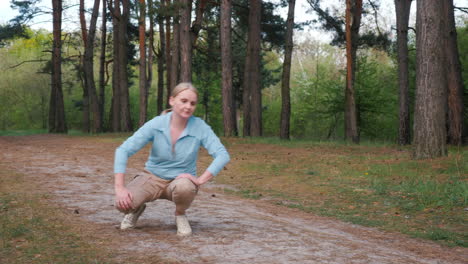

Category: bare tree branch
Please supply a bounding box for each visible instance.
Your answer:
[7,59,47,69]
[105,59,113,85]
[454,6,468,14]
[367,0,382,36]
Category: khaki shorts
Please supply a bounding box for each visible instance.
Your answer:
[118,171,198,215]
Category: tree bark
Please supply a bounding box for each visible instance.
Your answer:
[280,0,295,140]
[220,0,237,136]
[191,0,206,47]
[79,0,88,44]
[79,0,90,133]
[156,4,165,115]
[79,62,90,133]
[165,0,172,107]
[49,0,67,133]
[120,0,132,131]
[138,0,148,127]
[394,0,412,145]
[83,0,102,133]
[243,0,262,137]
[344,0,362,143]
[179,0,192,82]
[109,0,121,131]
[99,0,107,128]
[413,0,447,159]
[147,0,157,115]
[109,0,132,132]
[169,8,180,104]
[443,0,465,146]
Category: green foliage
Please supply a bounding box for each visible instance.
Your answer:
[233,0,286,50]
[307,0,391,51]
[0,30,50,130]
[1,11,465,141]
[457,20,468,137]
[459,21,468,90]
[0,23,29,47]
[355,53,398,140]
[262,38,398,140]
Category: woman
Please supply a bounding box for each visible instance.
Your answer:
[114,82,230,236]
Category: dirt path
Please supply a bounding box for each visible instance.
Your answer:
[1,135,466,264]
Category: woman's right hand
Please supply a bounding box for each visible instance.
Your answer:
[115,186,133,211]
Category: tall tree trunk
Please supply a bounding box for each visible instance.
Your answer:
[179,0,192,82]
[242,29,251,135]
[344,0,362,143]
[79,0,90,133]
[79,0,88,44]
[110,0,121,131]
[49,0,67,133]
[191,0,206,47]
[84,0,102,133]
[170,11,180,102]
[249,0,262,137]
[220,0,237,136]
[280,0,295,140]
[165,0,172,106]
[156,8,165,115]
[413,0,447,159]
[79,63,90,133]
[138,0,148,127]
[119,0,132,131]
[443,0,465,146]
[394,0,412,145]
[99,0,107,129]
[243,0,262,137]
[109,0,132,132]
[147,0,156,115]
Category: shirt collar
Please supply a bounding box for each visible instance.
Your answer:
[156,112,195,138]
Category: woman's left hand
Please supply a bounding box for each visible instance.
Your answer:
[176,173,200,186]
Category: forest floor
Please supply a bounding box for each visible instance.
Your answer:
[0,134,467,263]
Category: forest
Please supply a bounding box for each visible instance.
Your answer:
[0,0,467,159]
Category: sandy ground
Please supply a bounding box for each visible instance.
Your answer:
[1,134,466,264]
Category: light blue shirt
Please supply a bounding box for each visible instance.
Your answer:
[114,112,230,180]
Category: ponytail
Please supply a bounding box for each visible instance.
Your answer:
[161,108,172,115]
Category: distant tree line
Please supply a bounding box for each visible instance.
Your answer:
[1,0,466,159]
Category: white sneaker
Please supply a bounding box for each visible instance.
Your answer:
[120,204,146,230]
[176,215,192,236]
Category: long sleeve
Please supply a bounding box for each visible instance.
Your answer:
[114,120,155,174]
[201,124,230,176]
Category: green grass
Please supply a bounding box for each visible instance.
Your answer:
[0,129,128,137]
[0,129,48,136]
[215,138,468,247]
[0,170,113,264]
[1,132,466,248]
[0,195,112,263]
[241,136,397,148]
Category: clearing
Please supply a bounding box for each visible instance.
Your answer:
[0,134,466,263]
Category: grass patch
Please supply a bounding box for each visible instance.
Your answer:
[0,129,48,136]
[214,138,468,247]
[0,168,112,263]
[2,133,466,249]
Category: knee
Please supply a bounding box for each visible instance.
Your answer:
[172,178,197,198]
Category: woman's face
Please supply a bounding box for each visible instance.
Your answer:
[169,89,198,119]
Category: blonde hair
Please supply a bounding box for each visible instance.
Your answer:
[161,82,199,115]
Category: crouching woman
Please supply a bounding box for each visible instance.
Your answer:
[113,82,230,236]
